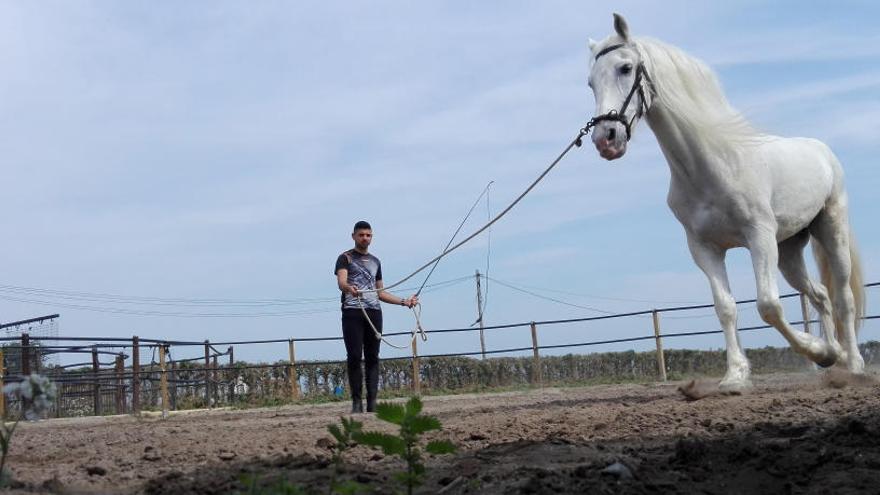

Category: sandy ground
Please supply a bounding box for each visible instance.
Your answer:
[6,369,880,494]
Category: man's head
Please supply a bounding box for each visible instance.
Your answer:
[352,220,373,252]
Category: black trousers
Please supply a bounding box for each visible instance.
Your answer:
[342,308,382,402]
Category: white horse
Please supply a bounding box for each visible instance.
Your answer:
[586,14,865,390]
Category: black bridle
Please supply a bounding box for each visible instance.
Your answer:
[578,43,654,145]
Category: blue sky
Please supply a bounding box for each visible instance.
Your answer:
[1,1,878,365]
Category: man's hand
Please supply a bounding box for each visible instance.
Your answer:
[402,294,419,308]
[347,285,360,297]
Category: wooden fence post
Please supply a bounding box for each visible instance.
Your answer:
[412,337,421,396]
[169,359,178,410]
[20,334,32,413]
[227,346,234,403]
[288,339,300,399]
[132,336,140,414]
[652,310,668,382]
[159,344,169,419]
[92,347,101,416]
[204,340,211,407]
[115,354,125,414]
[212,355,219,405]
[0,349,5,420]
[21,333,30,376]
[530,322,543,387]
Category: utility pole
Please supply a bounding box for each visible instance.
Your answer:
[476,270,486,359]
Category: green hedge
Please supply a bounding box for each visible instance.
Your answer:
[39,341,880,416]
[225,341,880,403]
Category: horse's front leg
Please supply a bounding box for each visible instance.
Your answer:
[686,235,751,390]
[748,230,839,367]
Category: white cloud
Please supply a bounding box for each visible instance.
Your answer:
[706,31,880,67]
[741,71,880,111]
[496,246,581,271]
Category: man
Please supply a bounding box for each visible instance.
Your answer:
[335,220,418,413]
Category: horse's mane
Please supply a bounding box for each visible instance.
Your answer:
[597,36,764,153]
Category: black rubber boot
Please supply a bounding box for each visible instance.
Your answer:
[365,365,379,413]
[351,399,364,414]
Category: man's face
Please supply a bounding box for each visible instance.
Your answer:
[352,228,372,250]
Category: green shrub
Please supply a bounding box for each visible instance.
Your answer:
[354,397,456,495]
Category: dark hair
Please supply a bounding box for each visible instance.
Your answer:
[353,220,372,232]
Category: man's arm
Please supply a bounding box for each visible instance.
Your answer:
[376,280,419,308]
[336,269,359,297]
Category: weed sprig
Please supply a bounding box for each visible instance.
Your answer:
[354,397,456,495]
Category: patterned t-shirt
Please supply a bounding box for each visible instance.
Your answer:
[334,250,383,310]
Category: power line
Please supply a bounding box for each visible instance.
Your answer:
[487,276,616,315]
[486,278,706,305]
[0,276,470,307]
[0,294,340,318]
[416,182,493,297]
[486,276,761,320]
[0,275,472,318]
[482,183,492,316]
[0,284,337,306]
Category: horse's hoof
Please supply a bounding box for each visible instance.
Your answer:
[815,353,838,369]
[844,357,865,375]
[718,378,752,392]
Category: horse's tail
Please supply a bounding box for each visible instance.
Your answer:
[812,227,866,332]
[849,231,866,331]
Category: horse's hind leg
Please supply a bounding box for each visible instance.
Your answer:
[809,205,865,373]
[747,228,839,367]
[777,230,843,359]
[686,235,750,389]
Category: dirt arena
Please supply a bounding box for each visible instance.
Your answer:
[7,369,880,494]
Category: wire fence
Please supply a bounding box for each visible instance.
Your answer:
[2,283,878,418]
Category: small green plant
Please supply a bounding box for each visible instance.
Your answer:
[326,416,366,495]
[1,374,57,486]
[0,420,18,487]
[354,397,456,495]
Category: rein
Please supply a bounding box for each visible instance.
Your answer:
[362,124,596,297]
[351,45,652,347]
[355,124,598,347]
[356,293,426,350]
[343,254,426,349]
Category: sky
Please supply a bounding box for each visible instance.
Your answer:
[0,1,878,366]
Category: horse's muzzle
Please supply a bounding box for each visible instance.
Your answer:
[595,138,626,160]
[591,120,628,160]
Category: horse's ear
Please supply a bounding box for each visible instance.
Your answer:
[588,38,598,52]
[613,13,630,42]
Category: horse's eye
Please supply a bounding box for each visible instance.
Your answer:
[620,64,633,75]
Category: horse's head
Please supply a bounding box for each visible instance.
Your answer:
[587,14,653,161]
